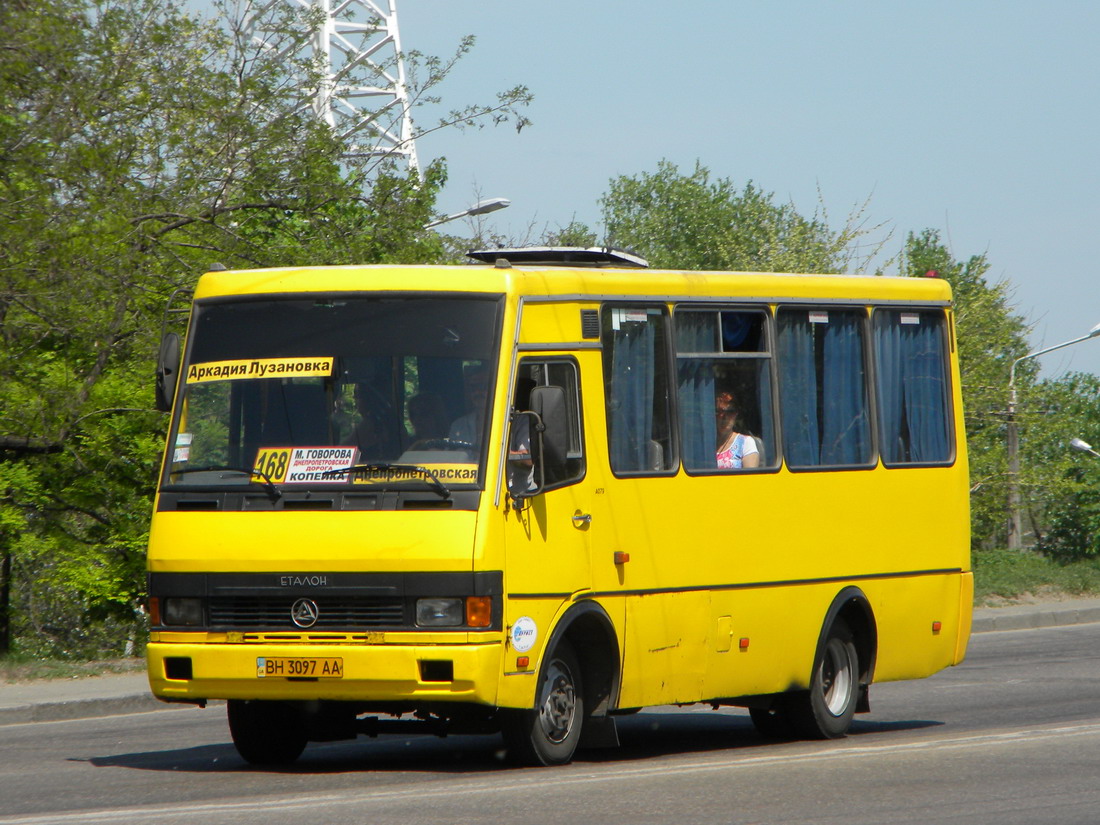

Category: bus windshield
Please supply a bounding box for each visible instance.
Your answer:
[164,294,503,492]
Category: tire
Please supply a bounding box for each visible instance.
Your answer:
[227,700,308,766]
[789,619,860,740]
[501,641,584,766]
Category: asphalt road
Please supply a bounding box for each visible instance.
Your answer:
[2,623,1099,825]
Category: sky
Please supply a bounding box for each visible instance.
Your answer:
[203,1,1100,378]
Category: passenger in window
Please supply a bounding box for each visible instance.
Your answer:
[406,392,448,446]
[344,394,387,458]
[448,364,489,446]
[715,391,760,469]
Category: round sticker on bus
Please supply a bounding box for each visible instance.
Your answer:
[510,616,537,652]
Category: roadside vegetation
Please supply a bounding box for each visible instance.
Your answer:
[973,549,1100,605]
[3,0,1100,664]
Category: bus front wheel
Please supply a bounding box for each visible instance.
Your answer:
[790,619,859,739]
[227,700,308,765]
[501,641,584,766]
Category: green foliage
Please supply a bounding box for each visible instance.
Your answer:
[973,547,1100,603]
[0,0,529,657]
[1032,373,1100,561]
[599,160,875,273]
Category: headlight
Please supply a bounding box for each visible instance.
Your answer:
[163,597,204,627]
[416,597,464,627]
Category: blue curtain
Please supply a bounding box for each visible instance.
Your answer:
[874,312,950,463]
[903,318,950,461]
[777,314,820,466]
[874,317,906,463]
[676,313,718,470]
[608,313,657,472]
[821,315,870,464]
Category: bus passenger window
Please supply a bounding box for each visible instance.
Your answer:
[601,307,675,475]
[675,308,775,472]
[777,308,872,469]
[873,310,953,465]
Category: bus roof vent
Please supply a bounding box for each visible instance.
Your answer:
[466,246,649,269]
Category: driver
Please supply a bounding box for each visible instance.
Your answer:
[448,363,489,446]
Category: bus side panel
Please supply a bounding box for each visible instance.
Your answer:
[704,586,823,699]
[617,591,709,708]
[863,572,967,683]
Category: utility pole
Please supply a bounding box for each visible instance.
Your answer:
[242,0,420,177]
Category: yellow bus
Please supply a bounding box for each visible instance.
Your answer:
[146,248,972,766]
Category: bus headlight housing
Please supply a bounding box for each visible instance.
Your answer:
[416,598,464,627]
[163,597,204,627]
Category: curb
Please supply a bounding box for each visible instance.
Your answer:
[971,603,1100,633]
[0,694,170,727]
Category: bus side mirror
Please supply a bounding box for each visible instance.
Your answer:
[506,385,568,508]
[530,385,569,473]
[155,332,181,413]
[507,410,542,506]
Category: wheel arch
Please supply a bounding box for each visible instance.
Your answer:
[815,586,878,702]
[543,599,622,719]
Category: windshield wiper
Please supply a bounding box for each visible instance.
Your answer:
[168,465,282,502]
[320,462,451,500]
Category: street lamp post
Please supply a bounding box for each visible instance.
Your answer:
[1006,322,1100,550]
[1070,437,1100,459]
[423,197,511,229]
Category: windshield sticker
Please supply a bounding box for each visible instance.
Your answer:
[254,447,358,484]
[186,357,334,384]
[173,433,193,463]
[350,464,478,485]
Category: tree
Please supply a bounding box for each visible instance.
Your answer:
[599,160,877,273]
[0,0,530,656]
[1031,373,1100,561]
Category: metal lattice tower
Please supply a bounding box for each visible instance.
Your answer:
[243,0,420,176]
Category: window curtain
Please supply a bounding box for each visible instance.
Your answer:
[676,313,718,470]
[777,314,820,466]
[608,314,658,472]
[874,316,906,463]
[821,314,870,464]
[903,318,950,461]
[874,312,950,464]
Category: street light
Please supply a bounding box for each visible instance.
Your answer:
[423,197,511,229]
[1006,321,1100,549]
[1070,437,1100,459]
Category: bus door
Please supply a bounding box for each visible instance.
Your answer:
[501,356,593,651]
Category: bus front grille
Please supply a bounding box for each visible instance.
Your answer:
[208,596,406,629]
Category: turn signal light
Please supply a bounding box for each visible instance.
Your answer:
[466,596,492,628]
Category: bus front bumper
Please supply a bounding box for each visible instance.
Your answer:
[146,639,503,706]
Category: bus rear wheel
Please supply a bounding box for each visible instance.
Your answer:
[227,700,308,766]
[501,641,584,766]
[790,619,859,739]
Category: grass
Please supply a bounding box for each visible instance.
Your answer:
[972,548,1100,605]
[0,655,144,684]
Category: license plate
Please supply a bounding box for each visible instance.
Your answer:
[256,657,344,678]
